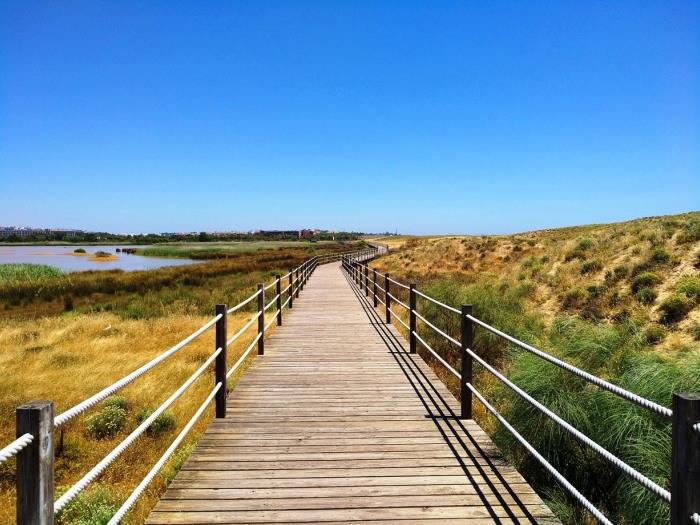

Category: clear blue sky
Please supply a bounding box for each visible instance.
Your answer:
[1,1,697,234]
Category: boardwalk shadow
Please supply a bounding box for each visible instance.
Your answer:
[342,269,542,525]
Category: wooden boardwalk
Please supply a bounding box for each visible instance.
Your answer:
[148,263,559,524]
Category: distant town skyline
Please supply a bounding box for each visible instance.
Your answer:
[1,2,697,234]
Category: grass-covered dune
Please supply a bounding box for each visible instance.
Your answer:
[368,212,700,524]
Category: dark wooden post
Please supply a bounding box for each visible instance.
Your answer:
[288,270,294,309]
[257,284,265,355]
[460,305,474,419]
[385,273,391,323]
[215,304,227,418]
[671,393,700,525]
[275,275,282,326]
[295,268,300,298]
[16,401,54,525]
[364,265,369,297]
[300,262,305,291]
[373,269,378,307]
[409,285,417,353]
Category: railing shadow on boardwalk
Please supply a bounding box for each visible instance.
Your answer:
[341,268,543,525]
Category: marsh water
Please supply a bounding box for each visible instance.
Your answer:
[0,245,201,272]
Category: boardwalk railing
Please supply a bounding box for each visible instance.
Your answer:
[1,246,380,525]
[342,256,700,525]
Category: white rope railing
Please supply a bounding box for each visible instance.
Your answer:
[691,513,700,525]
[465,345,670,502]
[226,333,261,380]
[467,383,613,525]
[387,292,409,310]
[387,276,409,290]
[54,314,222,427]
[388,307,409,330]
[106,382,221,525]
[467,314,673,419]
[263,280,277,291]
[265,310,279,331]
[414,287,461,314]
[226,311,261,347]
[413,309,461,347]
[0,433,33,464]
[226,290,260,314]
[265,294,279,311]
[413,331,461,379]
[54,347,222,512]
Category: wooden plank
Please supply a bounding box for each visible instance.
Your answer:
[146,263,558,524]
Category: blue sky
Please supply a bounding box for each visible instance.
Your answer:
[1,1,697,234]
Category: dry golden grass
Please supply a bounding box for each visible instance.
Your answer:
[0,308,275,524]
[370,212,700,349]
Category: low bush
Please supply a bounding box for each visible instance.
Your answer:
[635,287,658,305]
[658,295,693,325]
[73,248,86,254]
[649,248,671,265]
[86,404,127,439]
[58,486,118,525]
[93,251,111,258]
[562,288,584,309]
[631,272,660,293]
[102,396,127,411]
[136,407,176,437]
[677,275,700,301]
[644,324,666,344]
[580,260,603,275]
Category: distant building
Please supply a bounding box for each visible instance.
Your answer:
[0,227,83,238]
[298,229,314,239]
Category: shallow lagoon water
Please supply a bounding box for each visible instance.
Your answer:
[0,245,201,272]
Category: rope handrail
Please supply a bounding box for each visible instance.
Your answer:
[386,292,409,310]
[413,308,461,348]
[226,289,260,314]
[465,344,670,502]
[281,295,291,309]
[54,314,222,427]
[414,287,461,314]
[0,433,33,465]
[467,383,613,525]
[692,513,700,525]
[54,346,223,512]
[263,280,277,291]
[265,294,279,311]
[466,314,672,419]
[413,330,461,380]
[694,422,700,433]
[106,382,221,525]
[226,311,261,347]
[264,309,279,331]
[227,334,262,379]
[386,276,409,290]
[388,307,409,330]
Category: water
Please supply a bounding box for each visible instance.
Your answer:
[0,245,201,272]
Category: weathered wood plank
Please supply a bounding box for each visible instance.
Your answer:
[146,263,558,524]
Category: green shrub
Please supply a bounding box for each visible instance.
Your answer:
[58,486,118,525]
[691,322,700,341]
[635,287,658,305]
[73,248,86,254]
[562,288,584,309]
[581,260,603,275]
[649,248,671,265]
[576,238,594,251]
[644,325,666,344]
[631,272,660,293]
[677,275,700,301]
[86,404,126,439]
[102,396,127,411]
[658,295,692,325]
[136,407,176,437]
[613,266,629,280]
[93,251,111,258]
[677,219,700,243]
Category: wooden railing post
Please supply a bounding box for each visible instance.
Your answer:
[373,269,378,307]
[671,393,700,524]
[300,262,305,291]
[409,284,416,353]
[385,273,391,323]
[275,275,282,326]
[215,304,227,418]
[460,305,474,419]
[257,284,265,355]
[364,265,369,297]
[16,401,54,525]
[295,268,300,298]
[288,270,294,309]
